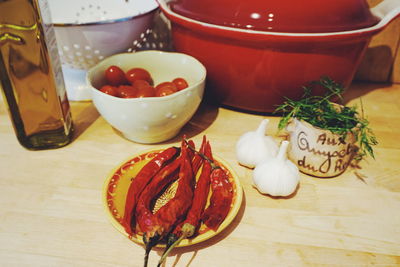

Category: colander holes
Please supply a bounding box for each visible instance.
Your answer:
[159,42,164,48]
[151,43,157,49]
[84,45,91,50]
[140,33,145,38]
[98,56,104,60]
[63,46,70,51]
[73,44,80,49]
[133,40,139,46]
[76,52,82,56]
[94,50,100,54]
[146,29,152,34]
[127,48,133,52]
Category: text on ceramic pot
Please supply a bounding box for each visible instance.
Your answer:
[296,131,354,174]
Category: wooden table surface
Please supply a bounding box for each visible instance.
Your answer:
[1,82,399,267]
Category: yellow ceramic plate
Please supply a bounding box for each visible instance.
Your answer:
[103,148,243,247]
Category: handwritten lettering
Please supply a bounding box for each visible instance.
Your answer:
[319,157,331,174]
[334,159,350,173]
[316,133,347,145]
[298,156,319,172]
[296,131,354,174]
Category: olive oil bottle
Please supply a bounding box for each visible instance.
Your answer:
[0,0,73,150]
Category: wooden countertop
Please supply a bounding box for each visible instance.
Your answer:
[1,82,399,266]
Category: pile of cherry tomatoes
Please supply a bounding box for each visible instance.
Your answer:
[98,65,189,98]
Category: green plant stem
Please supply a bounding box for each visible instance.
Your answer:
[275,76,377,160]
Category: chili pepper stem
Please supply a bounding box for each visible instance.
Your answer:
[185,139,220,170]
[143,233,161,267]
[144,245,151,267]
[144,242,152,267]
[157,234,186,267]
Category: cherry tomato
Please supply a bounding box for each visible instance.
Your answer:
[155,82,178,97]
[105,65,127,86]
[155,87,177,97]
[132,79,150,90]
[99,85,118,96]
[117,85,137,98]
[172,78,189,91]
[126,68,153,85]
[136,85,155,98]
[155,82,177,92]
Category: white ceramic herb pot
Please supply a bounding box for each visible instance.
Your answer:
[287,119,357,178]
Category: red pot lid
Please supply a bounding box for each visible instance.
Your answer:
[169,0,380,33]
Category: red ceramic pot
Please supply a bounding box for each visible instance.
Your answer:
[158,0,400,112]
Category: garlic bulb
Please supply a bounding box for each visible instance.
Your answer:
[236,119,278,168]
[253,141,300,197]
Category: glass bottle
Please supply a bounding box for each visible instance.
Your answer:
[0,0,73,150]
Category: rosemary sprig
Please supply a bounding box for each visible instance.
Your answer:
[275,76,378,160]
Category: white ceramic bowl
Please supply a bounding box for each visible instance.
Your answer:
[87,51,206,144]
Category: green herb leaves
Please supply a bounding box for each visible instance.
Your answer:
[275,77,377,160]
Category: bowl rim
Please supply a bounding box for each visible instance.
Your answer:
[157,0,400,41]
[53,4,158,27]
[87,50,207,103]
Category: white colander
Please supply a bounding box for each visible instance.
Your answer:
[48,0,165,100]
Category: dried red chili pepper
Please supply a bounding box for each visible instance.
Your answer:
[165,136,207,237]
[202,166,234,230]
[136,139,196,267]
[191,135,206,174]
[155,139,195,234]
[158,140,212,266]
[183,140,212,228]
[135,155,181,267]
[187,139,196,160]
[122,146,180,235]
[135,156,181,236]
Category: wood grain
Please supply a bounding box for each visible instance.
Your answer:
[0,83,400,267]
[392,40,400,83]
[356,0,400,83]
[355,19,400,83]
